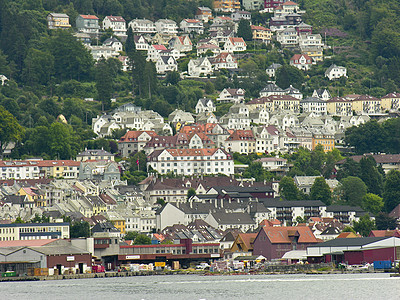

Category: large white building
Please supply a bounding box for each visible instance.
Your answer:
[147,148,233,176]
[103,16,127,37]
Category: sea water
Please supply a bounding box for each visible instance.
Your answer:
[1,273,399,300]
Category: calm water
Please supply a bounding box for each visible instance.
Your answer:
[1,273,399,300]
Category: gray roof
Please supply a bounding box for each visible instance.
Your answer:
[307,237,388,248]
[301,97,325,103]
[211,212,255,225]
[77,149,113,157]
[326,205,365,212]
[32,245,90,255]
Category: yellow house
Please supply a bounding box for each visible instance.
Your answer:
[246,97,273,112]
[312,133,335,152]
[303,48,323,62]
[88,196,108,215]
[381,92,400,111]
[17,187,46,207]
[269,95,300,113]
[38,160,80,179]
[105,212,126,235]
[47,13,71,29]
[326,97,353,116]
[213,0,240,12]
[251,25,272,43]
[351,95,381,114]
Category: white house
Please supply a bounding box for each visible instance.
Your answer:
[290,54,314,71]
[188,57,213,77]
[223,37,247,52]
[325,64,347,80]
[0,75,8,86]
[231,10,251,22]
[168,36,192,52]
[134,35,149,51]
[155,19,178,35]
[276,27,298,47]
[147,44,168,62]
[156,56,178,74]
[266,63,282,78]
[180,19,204,34]
[128,18,156,34]
[209,52,238,70]
[300,97,327,115]
[103,16,127,37]
[103,37,123,53]
[147,148,234,176]
[87,45,117,61]
[195,98,216,114]
[217,88,245,103]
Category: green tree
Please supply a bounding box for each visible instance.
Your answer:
[243,161,273,182]
[237,19,252,41]
[279,176,299,201]
[70,221,91,238]
[124,231,139,241]
[95,58,113,110]
[133,234,151,245]
[187,188,196,200]
[129,151,147,172]
[342,226,356,234]
[13,216,25,224]
[340,176,367,206]
[375,213,397,230]
[353,214,376,237]
[0,106,24,158]
[276,64,304,89]
[362,193,384,215]
[383,170,400,212]
[310,177,332,205]
[22,48,54,86]
[359,156,383,195]
[125,26,136,55]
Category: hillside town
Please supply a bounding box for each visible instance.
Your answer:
[1,0,400,278]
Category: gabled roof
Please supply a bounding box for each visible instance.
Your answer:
[105,16,125,22]
[226,130,255,141]
[152,44,167,51]
[228,37,246,45]
[251,25,270,31]
[261,226,318,244]
[211,212,255,225]
[79,15,99,20]
[290,54,312,64]
[118,130,157,142]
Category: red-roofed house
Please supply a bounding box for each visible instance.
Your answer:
[180,19,204,34]
[209,52,238,70]
[103,16,127,36]
[290,54,313,71]
[118,130,158,157]
[225,130,256,154]
[253,226,319,260]
[147,44,168,62]
[76,15,100,35]
[230,233,257,255]
[168,36,192,52]
[224,37,247,52]
[147,148,233,176]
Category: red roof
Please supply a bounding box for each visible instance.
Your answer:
[283,1,298,6]
[229,37,246,45]
[226,130,255,141]
[152,44,167,51]
[0,239,57,247]
[290,54,312,64]
[119,130,157,142]
[79,15,99,20]
[0,160,80,168]
[184,19,201,23]
[251,25,270,31]
[259,219,281,227]
[381,92,400,99]
[261,226,318,244]
[105,16,125,22]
